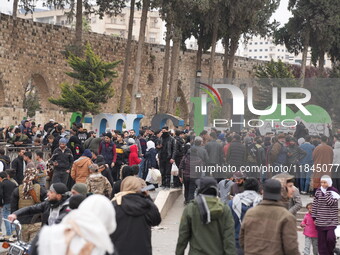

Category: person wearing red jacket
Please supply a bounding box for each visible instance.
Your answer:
[128,138,141,166]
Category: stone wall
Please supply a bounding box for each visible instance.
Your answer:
[0,13,263,127]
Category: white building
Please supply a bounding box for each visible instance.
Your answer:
[17,6,165,45]
[243,36,332,68]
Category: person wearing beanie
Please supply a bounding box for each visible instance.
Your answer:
[49,137,74,185]
[312,175,340,255]
[240,179,300,255]
[86,164,112,199]
[71,183,88,196]
[70,149,93,183]
[176,177,236,255]
[68,194,86,210]
[9,182,71,227]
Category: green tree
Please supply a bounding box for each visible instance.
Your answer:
[253,60,299,113]
[222,0,279,78]
[49,44,120,119]
[96,0,132,113]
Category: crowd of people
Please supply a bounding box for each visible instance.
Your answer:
[0,117,338,254]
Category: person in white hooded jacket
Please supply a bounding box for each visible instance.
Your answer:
[36,195,116,255]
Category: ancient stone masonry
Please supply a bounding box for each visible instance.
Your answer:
[0,13,263,127]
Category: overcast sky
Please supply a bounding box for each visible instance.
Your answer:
[1,0,292,25]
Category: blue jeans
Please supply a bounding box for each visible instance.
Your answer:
[3,204,12,236]
[300,164,312,193]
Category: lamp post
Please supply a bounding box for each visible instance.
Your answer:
[194,70,202,97]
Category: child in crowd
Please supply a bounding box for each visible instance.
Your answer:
[301,203,318,255]
[312,175,340,255]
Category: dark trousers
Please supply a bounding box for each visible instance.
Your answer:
[112,163,122,181]
[52,171,69,185]
[183,177,196,202]
[159,158,172,188]
[317,226,336,255]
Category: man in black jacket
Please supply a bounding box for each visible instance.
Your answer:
[50,138,74,185]
[0,171,17,237]
[174,130,185,188]
[11,148,26,185]
[9,183,69,226]
[227,134,246,170]
[158,127,176,189]
[205,132,224,166]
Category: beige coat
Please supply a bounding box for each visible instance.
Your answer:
[240,200,300,255]
[71,156,92,183]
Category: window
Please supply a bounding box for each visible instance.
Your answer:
[260,42,263,45]
[259,56,262,59]
[265,49,268,52]
[254,49,257,52]
[249,49,252,52]
[249,42,252,45]
[149,32,157,43]
[259,49,263,52]
[254,56,257,58]
[264,56,268,59]
[278,49,280,52]
[150,18,158,28]
[265,42,268,44]
[254,42,258,45]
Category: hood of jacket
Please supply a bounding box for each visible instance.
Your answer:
[74,156,92,167]
[119,193,153,217]
[194,195,224,220]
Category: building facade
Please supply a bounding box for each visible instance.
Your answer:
[243,36,332,68]
[17,6,165,45]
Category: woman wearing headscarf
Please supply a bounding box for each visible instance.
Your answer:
[312,175,340,255]
[111,176,161,255]
[37,195,116,255]
[142,141,158,180]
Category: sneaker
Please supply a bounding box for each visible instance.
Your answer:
[301,191,307,195]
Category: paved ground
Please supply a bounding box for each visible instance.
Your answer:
[151,193,328,255]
